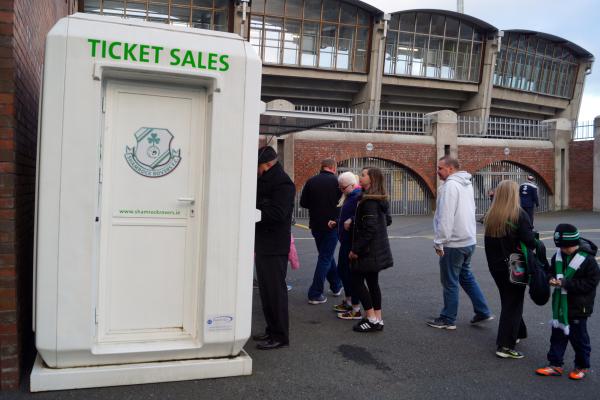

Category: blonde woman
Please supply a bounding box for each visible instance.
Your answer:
[328,172,362,319]
[484,180,536,359]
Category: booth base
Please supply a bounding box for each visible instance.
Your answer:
[30,351,252,392]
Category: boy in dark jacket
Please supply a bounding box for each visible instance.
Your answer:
[536,224,600,380]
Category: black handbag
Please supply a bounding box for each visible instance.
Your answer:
[527,238,551,306]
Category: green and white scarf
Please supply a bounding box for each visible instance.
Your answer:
[551,250,586,335]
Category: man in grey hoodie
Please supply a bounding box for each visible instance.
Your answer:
[427,156,493,330]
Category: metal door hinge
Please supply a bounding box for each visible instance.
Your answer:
[101,96,106,113]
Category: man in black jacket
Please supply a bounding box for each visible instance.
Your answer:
[300,159,343,304]
[254,146,295,350]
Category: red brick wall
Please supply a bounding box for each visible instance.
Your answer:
[0,0,73,390]
[293,140,438,195]
[569,140,594,210]
[459,146,555,194]
[293,140,556,198]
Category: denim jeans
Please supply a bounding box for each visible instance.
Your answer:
[308,229,342,300]
[439,245,491,324]
[336,239,359,305]
[548,318,591,369]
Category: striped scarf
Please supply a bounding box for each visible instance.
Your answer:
[551,250,586,335]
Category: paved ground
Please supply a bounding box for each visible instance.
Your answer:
[6,211,600,399]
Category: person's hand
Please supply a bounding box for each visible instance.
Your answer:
[549,278,563,287]
[343,218,352,231]
[348,251,358,260]
[435,248,444,257]
[327,220,337,229]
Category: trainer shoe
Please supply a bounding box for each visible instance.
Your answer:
[374,321,384,331]
[333,302,352,313]
[470,314,494,324]
[496,347,524,359]
[569,368,589,380]
[337,310,362,320]
[426,317,456,330]
[353,319,378,333]
[331,288,343,297]
[286,284,292,292]
[535,365,564,376]
[308,295,327,305]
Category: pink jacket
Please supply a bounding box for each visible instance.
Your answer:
[288,234,300,270]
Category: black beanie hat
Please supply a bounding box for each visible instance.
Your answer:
[257,146,278,164]
[554,223,580,247]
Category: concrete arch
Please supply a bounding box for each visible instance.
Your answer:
[337,156,435,197]
[472,160,553,213]
[328,147,437,196]
[337,156,434,215]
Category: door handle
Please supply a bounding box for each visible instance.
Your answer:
[177,197,195,205]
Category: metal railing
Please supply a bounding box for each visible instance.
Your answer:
[294,105,429,135]
[572,121,595,141]
[458,116,550,140]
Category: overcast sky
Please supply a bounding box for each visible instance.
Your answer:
[367,0,599,122]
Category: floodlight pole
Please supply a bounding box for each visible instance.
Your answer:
[457,0,464,13]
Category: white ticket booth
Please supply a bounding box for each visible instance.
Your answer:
[31,13,261,391]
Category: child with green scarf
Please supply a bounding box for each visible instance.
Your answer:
[535,224,600,380]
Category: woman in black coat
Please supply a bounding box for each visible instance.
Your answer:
[349,167,393,333]
[484,180,536,359]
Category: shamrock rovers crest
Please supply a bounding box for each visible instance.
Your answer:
[125,127,181,178]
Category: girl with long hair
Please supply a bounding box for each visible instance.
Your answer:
[349,167,393,332]
[484,180,536,358]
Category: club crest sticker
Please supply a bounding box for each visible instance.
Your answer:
[125,127,181,178]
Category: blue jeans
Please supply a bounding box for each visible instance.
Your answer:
[548,318,591,369]
[308,229,342,300]
[439,245,491,324]
[336,239,359,305]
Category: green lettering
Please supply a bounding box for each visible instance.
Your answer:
[219,54,229,72]
[101,40,107,58]
[151,46,164,63]
[196,51,207,69]
[108,41,121,60]
[87,39,101,57]
[208,53,219,70]
[124,43,138,61]
[170,48,181,65]
[139,44,150,63]
[181,50,196,67]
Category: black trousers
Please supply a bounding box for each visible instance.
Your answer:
[548,318,591,369]
[490,268,527,348]
[255,254,289,343]
[523,207,534,225]
[351,270,381,311]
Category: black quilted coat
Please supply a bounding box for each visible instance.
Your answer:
[351,194,394,272]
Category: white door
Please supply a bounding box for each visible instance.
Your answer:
[97,80,205,345]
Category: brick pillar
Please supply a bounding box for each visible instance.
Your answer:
[0,0,74,390]
[594,116,600,212]
[0,1,18,390]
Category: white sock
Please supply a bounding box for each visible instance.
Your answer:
[368,317,377,324]
[353,306,361,312]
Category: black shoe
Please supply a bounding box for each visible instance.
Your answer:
[353,319,378,333]
[252,333,270,341]
[256,340,289,350]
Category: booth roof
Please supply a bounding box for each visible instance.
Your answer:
[259,110,351,136]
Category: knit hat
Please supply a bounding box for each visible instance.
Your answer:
[554,223,580,247]
[257,146,277,164]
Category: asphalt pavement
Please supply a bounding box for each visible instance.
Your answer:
[5,211,600,399]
